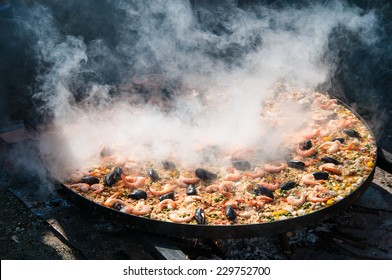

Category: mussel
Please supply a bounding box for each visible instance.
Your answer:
[104,166,123,186]
[343,129,361,138]
[231,159,251,171]
[186,184,197,196]
[195,168,217,181]
[312,172,329,180]
[321,156,341,165]
[332,137,345,143]
[254,185,274,199]
[112,202,123,211]
[161,160,176,170]
[159,192,175,201]
[195,208,207,224]
[146,166,159,181]
[128,190,147,200]
[300,140,312,150]
[288,160,305,169]
[80,175,99,185]
[225,205,237,221]
[280,181,296,191]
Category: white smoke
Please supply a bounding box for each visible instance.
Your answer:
[20,1,378,177]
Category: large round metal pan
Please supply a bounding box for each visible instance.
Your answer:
[57,100,377,239]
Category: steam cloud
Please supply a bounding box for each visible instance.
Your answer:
[15,0,379,178]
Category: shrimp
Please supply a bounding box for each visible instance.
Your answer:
[286,193,306,206]
[263,163,287,173]
[303,129,320,139]
[219,181,234,193]
[176,176,200,188]
[157,199,177,212]
[319,163,342,175]
[245,167,265,179]
[318,140,341,153]
[70,183,90,193]
[70,171,87,183]
[259,179,280,191]
[205,184,220,193]
[223,199,245,209]
[183,195,204,204]
[307,187,331,203]
[296,147,317,157]
[169,211,195,223]
[319,99,337,109]
[121,174,146,189]
[300,174,320,186]
[294,156,318,167]
[248,197,269,208]
[128,201,152,215]
[103,192,123,207]
[231,148,253,161]
[224,167,242,181]
[90,183,105,194]
[149,184,174,196]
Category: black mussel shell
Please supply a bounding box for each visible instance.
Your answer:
[128,190,147,200]
[232,159,251,171]
[332,137,345,144]
[100,146,114,157]
[104,167,123,186]
[195,208,207,224]
[280,181,296,191]
[113,166,123,176]
[81,175,99,185]
[113,202,123,211]
[195,168,217,180]
[255,185,274,199]
[343,129,361,138]
[288,160,305,169]
[321,156,341,165]
[186,184,197,196]
[146,166,159,181]
[225,205,237,221]
[159,192,175,201]
[313,172,329,180]
[161,160,176,170]
[301,140,312,150]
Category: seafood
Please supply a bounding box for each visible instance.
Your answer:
[224,167,242,181]
[219,181,234,193]
[296,147,316,157]
[245,167,265,179]
[157,199,177,212]
[159,192,175,201]
[312,171,329,180]
[225,205,237,221]
[321,156,341,165]
[286,193,306,206]
[121,174,146,189]
[104,166,123,186]
[149,184,174,196]
[195,208,207,224]
[146,166,159,181]
[205,184,220,193]
[70,183,91,193]
[128,189,147,200]
[254,185,274,200]
[343,128,361,138]
[307,187,331,203]
[232,159,251,171]
[287,160,305,169]
[185,184,197,196]
[318,140,341,153]
[263,163,287,173]
[319,163,342,175]
[184,195,203,204]
[300,140,313,150]
[300,174,320,186]
[280,181,296,191]
[90,184,105,194]
[259,179,280,191]
[169,211,195,223]
[80,175,100,185]
[177,176,200,188]
[195,168,217,181]
[161,160,176,170]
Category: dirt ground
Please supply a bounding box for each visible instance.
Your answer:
[0,139,391,260]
